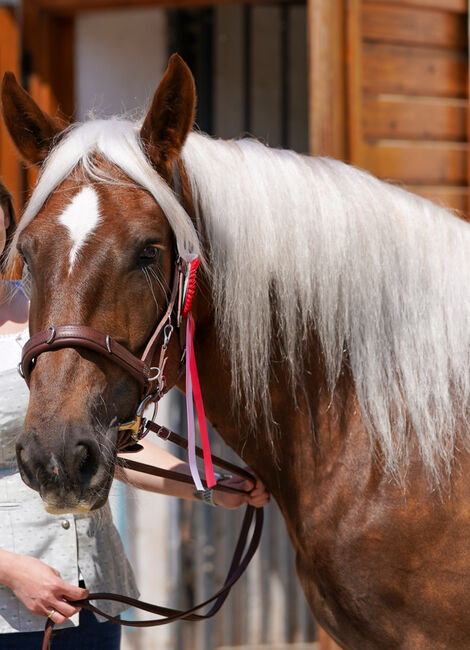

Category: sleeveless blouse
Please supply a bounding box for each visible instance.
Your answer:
[0,283,138,633]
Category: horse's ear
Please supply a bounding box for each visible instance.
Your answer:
[1,72,62,165]
[140,54,196,177]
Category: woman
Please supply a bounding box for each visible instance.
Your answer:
[0,178,269,649]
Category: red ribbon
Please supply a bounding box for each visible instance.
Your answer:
[187,313,217,488]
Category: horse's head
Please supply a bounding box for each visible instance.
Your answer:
[1,55,199,513]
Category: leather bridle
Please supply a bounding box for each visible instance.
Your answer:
[19,255,187,446]
[17,254,264,650]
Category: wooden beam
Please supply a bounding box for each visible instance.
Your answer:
[307,0,346,158]
[363,43,468,98]
[363,0,467,12]
[363,95,467,142]
[0,7,21,213]
[363,140,468,184]
[362,3,467,50]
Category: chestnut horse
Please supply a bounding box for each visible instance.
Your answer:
[3,55,470,649]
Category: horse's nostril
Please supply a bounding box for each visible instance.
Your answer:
[16,444,41,491]
[75,441,100,485]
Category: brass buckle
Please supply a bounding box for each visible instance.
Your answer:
[118,413,144,441]
[117,394,157,441]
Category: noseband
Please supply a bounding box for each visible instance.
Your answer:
[18,256,188,445]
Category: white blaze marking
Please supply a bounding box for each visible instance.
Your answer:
[58,186,101,271]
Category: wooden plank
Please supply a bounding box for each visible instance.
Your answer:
[362,4,467,49]
[363,141,467,184]
[363,0,467,12]
[405,185,468,213]
[363,95,467,141]
[307,0,346,158]
[362,43,468,98]
[346,0,364,166]
[0,8,21,213]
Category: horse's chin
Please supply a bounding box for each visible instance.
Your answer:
[41,489,110,514]
[44,501,94,515]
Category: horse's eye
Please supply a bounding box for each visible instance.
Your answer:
[139,245,159,266]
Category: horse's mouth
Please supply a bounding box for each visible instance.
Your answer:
[39,471,114,514]
[43,500,95,515]
[41,488,111,514]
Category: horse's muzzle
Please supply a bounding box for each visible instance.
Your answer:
[16,425,116,512]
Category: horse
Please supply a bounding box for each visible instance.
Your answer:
[3,54,470,649]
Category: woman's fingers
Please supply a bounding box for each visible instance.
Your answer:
[246,477,270,507]
[215,471,270,509]
[59,582,89,603]
[49,598,81,619]
[44,581,88,621]
[47,609,68,626]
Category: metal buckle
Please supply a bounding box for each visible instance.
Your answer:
[118,394,157,441]
[162,322,174,350]
[117,414,144,441]
[46,326,56,344]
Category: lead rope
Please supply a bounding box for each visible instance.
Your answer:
[41,441,263,650]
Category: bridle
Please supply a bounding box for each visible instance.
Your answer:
[19,254,187,446]
[17,253,264,650]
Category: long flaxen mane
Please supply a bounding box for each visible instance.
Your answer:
[12,119,470,484]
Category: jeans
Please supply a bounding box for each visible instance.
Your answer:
[0,608,121,649]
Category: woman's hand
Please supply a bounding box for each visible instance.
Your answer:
[1,553,88,624]
[214,472,270,509]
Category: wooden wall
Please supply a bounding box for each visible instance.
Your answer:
[346,0,469,214]
[0,7,21,213]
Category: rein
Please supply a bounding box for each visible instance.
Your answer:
[17,256,264,650]
[41,433,263,650]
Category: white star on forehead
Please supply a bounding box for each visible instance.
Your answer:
[58,186,101,271]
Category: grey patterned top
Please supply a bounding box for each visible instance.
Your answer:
[0,288,139,633]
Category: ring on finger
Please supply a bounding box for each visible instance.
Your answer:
[47,608,56,620]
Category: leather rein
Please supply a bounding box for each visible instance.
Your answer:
[17,257,264,649]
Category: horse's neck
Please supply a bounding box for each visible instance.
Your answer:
[185,290,369,513]
[175,156,375,522]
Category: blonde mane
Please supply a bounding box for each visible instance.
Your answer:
[182,132,470,483]
[12,120,470,483]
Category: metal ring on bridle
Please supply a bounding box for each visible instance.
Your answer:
[141,401,159,438]
[46,326,56,344]
[136,393,157,417]
[148,366,161,382]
